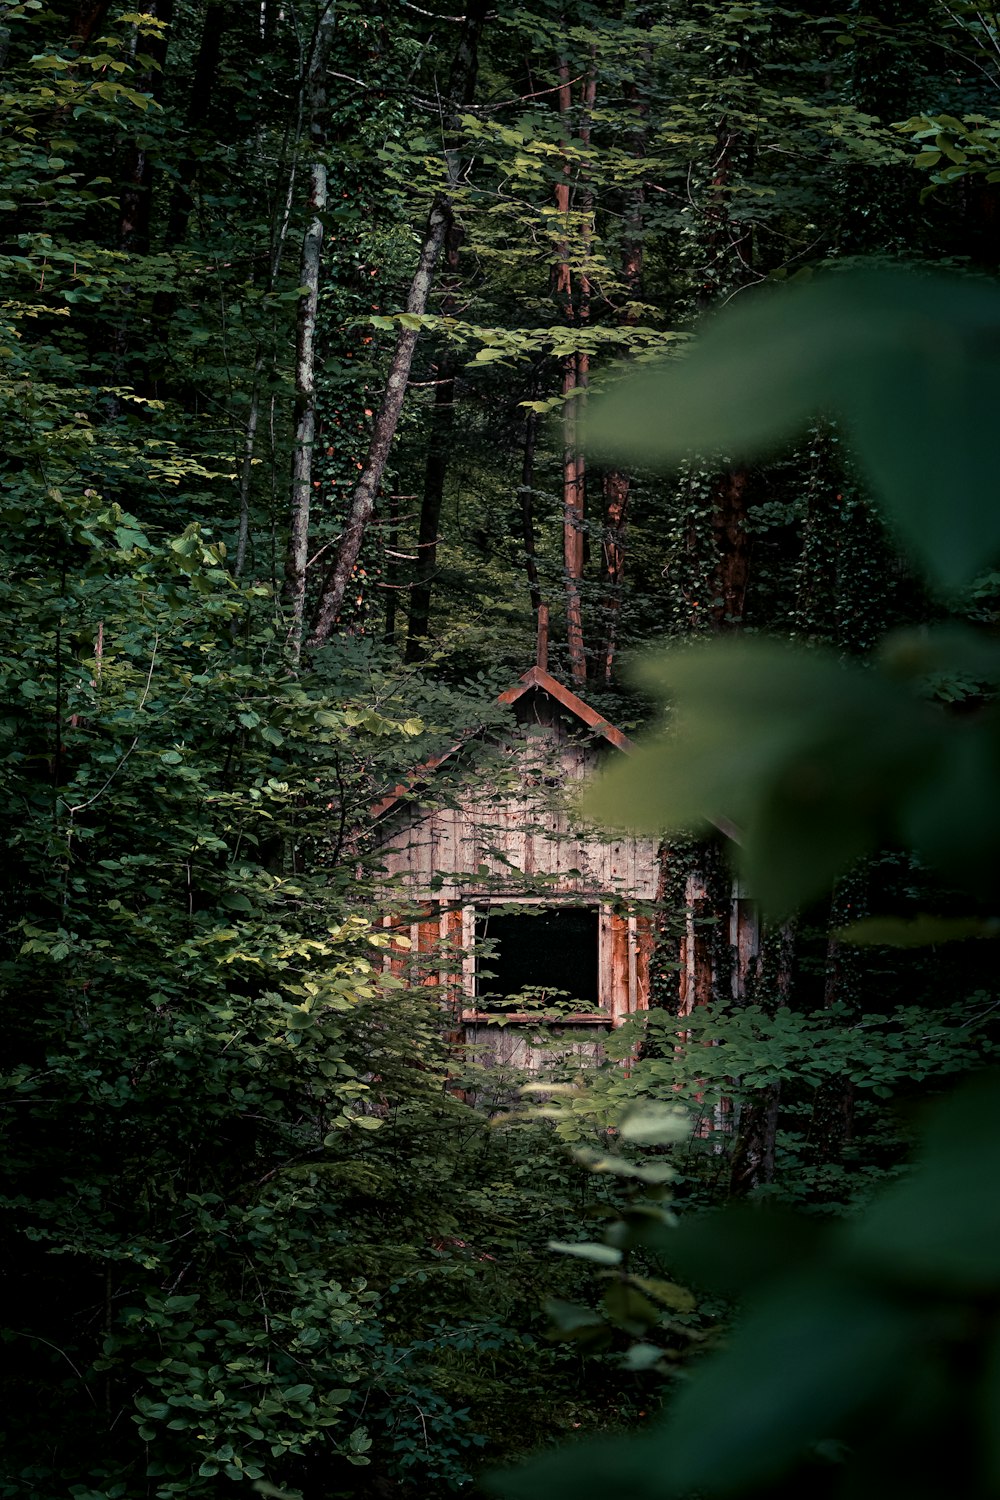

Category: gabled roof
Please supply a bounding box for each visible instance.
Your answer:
[496,666,634,753]
[371,667,634,822]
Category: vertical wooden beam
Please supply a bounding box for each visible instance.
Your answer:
[535,602,549,671]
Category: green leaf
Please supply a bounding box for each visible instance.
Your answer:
[848,1073,1000,1288]
[583,639,941,914]
[660,1277,913,1492]
[220,892,253,913]
[544,1297,606,1334]
[619,1104,689,1146]
[621,1342,665,1371]
[602,1280,660,1333]
[628,1276,696,1313]
[283,1383,314,1402]
[902,721,1000,896]
[586,270,1000,590]
[571,1148,676,1184]
[548,1240,623,1266]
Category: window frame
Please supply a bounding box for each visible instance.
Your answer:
[459,897,614,1025]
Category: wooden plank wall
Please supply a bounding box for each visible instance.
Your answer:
[378,742,660,902]
[374,724,678,1071]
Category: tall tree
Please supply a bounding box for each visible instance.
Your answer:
[285,0,338,656]
[307,0,488,650]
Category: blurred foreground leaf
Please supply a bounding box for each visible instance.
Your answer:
[489,1074,1000,1500]
[838,914,1000,946]
[587,270,1000,590]
[582,639,946,914]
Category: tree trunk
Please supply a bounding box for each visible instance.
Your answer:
[383,491,401,646]
[519,402,542,614]
[234,352,265,578]
[405,212,463,660]
[728,1083,781,1192]
[284,1,338,657]
[555,56,594,686]
[808,927,856,1172]
[598,57,646,683]
[562,351,588,684]
[118,0,174,255]
[306,197,452,650]
[711,466,752,631]
[163,0,230,247]
[728,919,796,1195]
[404,348,455,660]
[307,0,487,651]
[71,0,113,48]
[599,468,629,683]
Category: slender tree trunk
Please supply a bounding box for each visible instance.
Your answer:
[599,469,629,682]
[383,491,401,645]
[234,351,265,578]
[808,925,855,1172]
[729,919,796,1194]
[562,351,587,683]
[405,215,463,660]
[404,347,455,659]
[163,0,230,247]
[711,467,752,631]
[598,52,647,683]
[284,1,338,657]
[519,403,542,614]
[306,197,452,649]
[118,0,174,255]
[307,0,487,651]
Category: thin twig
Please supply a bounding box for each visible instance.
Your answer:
[64,636,159,816]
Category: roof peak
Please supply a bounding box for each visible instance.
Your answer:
[497,665,633,753]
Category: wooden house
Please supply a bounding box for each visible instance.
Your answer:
[372,640,663,1072]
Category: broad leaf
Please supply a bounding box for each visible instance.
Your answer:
[838,914,1000,946]
[583,640,942,913]
[849,1073,1000,1289]
[587,270,1000,590]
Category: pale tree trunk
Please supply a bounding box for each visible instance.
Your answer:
[306,199,451,649]
[234,351,265,578]
[285,1,337,658]
[307,0,487,651]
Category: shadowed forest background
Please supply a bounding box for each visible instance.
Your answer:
[3,2,1000,1498]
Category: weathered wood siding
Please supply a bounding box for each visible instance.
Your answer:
[374,708,662,1071]
[378,736,659,902]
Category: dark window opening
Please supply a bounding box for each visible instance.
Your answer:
[475,906,600,1011]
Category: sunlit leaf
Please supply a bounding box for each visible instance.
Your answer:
[619,1104,689,1145]
[548,1240,622,1266]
